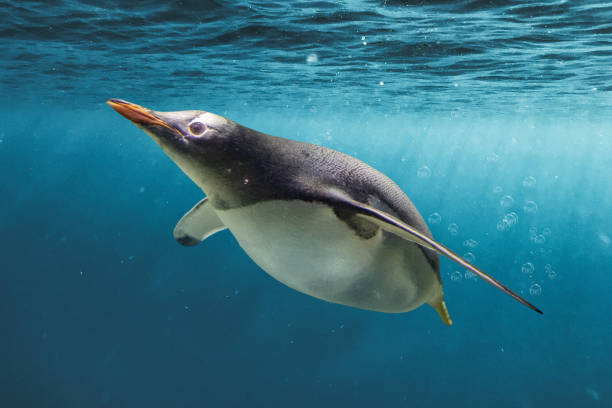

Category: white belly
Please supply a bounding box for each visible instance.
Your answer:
[216,200,440,313]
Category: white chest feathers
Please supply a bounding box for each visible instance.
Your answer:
[215,200,440,313]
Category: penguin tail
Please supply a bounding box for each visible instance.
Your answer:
[428,294,453,326]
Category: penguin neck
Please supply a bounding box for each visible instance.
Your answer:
[169,153,251,210]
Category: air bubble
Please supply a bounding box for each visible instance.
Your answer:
[504,212,518,227]
[428,212,442,225]
[528,226,538,236]
[598,232,611,246]
[529,283,542,296]
[463,252,475,263]
[450,271,462,281]
[546,265,557,280]
[498,212,518,231]
[492,185,503,194]
[448,223,459,236]
[464,271,476,281]
[522,176,537,188]
[530,234,546,244]
[417,166,431,178]
[500,195,514,208]
[463,239,478,249]
[542,227,552,237]
[523,200,538,214]
[521,262,534,274]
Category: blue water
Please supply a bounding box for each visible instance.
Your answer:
[2,1,611,407]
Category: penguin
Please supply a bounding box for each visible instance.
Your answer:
[107,99,542,325]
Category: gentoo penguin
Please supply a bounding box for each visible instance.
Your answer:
[107,99,542,325]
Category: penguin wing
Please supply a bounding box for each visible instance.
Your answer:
[174,198,227,246]
[322,188,543,315]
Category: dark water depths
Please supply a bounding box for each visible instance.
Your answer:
[2,1,611,407]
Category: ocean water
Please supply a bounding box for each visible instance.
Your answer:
[1,1,611,407]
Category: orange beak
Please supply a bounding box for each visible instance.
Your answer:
[106,99,179,135]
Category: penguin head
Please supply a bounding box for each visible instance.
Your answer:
[107,99,234,146]
[107,99,239,189]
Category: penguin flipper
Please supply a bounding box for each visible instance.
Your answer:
[174,198,227,246]
[323,189,542,315]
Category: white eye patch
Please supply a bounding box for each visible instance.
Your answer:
[196,112,228,129]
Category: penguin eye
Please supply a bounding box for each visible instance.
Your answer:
[188,121,206,136]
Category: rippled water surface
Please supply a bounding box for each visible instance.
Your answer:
[2,1,611,407]
[3,0,612,112]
